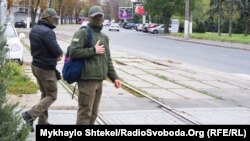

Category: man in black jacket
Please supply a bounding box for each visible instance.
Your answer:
[22,8,63,132]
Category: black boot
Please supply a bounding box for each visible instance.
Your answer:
[22,112,34,132]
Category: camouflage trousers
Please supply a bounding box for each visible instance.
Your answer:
[27,65,57,124]
[76,80,103,125]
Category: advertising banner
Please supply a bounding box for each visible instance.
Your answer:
[133,2,145,15]
[118,7,133,19]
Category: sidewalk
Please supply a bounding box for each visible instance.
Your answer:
[13,27,250,140]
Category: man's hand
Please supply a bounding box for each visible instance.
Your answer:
[114,79,122,88]
[95,40,105,54]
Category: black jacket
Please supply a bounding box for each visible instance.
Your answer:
[29,20,63,70]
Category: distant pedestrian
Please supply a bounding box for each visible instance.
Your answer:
[22,8,63,132]
[69,5,122,124]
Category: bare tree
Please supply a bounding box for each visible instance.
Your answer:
[31,0,41,27]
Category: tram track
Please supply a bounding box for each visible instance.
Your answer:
[121,82,200,125]
[60,76,200,125]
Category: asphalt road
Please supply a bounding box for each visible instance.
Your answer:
[23,25,250,75]
[102,27,250,75]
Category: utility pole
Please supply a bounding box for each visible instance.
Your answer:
[27,0,31,28]
[184,0,190,39]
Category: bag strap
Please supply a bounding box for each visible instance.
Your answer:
[86,26,93,48]
[72,26,93,100]
[65,47,70,58]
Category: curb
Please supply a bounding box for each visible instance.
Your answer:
[158,36,250,51]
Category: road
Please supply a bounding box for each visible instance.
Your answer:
[20,25,250,75]
[101,27,250,75]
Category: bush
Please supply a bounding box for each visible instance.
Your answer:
[4,62,39,95]
[234,19,245,34]
[0,25,30,141]
[194,21,206,33]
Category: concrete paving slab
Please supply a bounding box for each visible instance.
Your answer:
[145,69,192,81]
[142,88,184,99]
[115,58,147,63]
[126,80,160,88]
[136,74,185,89]
[204,89,250,107]
[116,69,143,81]
[99,97,160,111]
[160,99,237,109]
[99,109,187,124]
[178,107,250,124]
[177,80,218,89]
[118,67,148,75]
[102,87,134,98]
[168,89,215,99]
[125,62,159,70]
[201,81,243,89]
[172,71,219,81]
[142,62,172,70]
[220,79,250,89]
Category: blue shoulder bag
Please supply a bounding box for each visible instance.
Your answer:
[62,26,92,84]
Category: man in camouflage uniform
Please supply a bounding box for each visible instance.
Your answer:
[70,6,122,124]
[22,8,63,131]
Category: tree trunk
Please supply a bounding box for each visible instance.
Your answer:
[228,0,233,37]
[218,0,222,36]
[31,0,41,27]
[58,0,63,24]
[164,15,170,33]
[244,0,249,36]
[49,0,53,8]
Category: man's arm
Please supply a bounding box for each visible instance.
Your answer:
[69,30,96,59]
[43,30,63,58]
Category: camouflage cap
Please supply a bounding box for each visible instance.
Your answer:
[42,8,60,19]
[88,6,104,17]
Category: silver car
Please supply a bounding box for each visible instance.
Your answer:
[148,24,165,34]
[109,23,120,31]
[4,23,25,65]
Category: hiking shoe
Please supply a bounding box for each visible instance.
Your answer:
[22,112,34,132]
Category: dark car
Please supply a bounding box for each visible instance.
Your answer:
[15,20,27,28]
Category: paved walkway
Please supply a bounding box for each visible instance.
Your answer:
[12,27,250,140]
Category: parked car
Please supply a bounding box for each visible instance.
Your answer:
[109,23,120,31]
[124,23,136,30]
[4,23,25,65]
[148,24,165,34]
[136,24,144,31]
[15,20,27,28]
[143,23,157,32]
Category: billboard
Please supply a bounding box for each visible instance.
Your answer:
[133,2,145,15]
[118,7,133,19]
